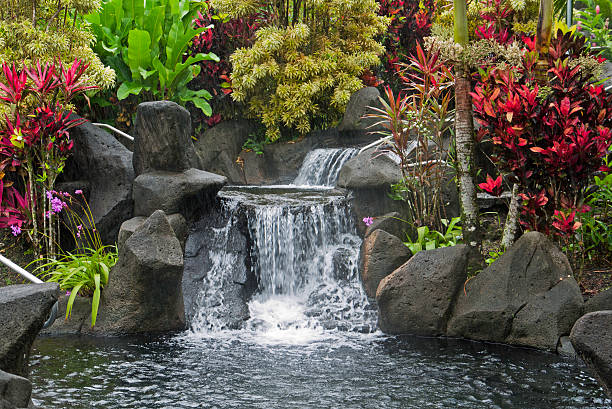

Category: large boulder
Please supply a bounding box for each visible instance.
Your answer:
[338,87,384,135]
[0,370,31,409]
[359,230,411,298]
[64,120,134,244]
[364,212,406,240]
[0,284,59,377]
[570,311,612,398]
[376,245,469,336]
[337,148,402,189]
[584,288,612,314]
[132,169,226,218]
[90,210,185,334]
[447,232,584,350]
[194,120,256,184]
[118,213,187,252]
[133,101,202,176]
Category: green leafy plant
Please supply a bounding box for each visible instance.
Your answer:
[575,0,612,59]
[30,189,117,327]
[404,217,463,255]
[85,0,220,116]
[485,249,504,265]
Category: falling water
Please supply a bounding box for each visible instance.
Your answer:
[293,148,358,187]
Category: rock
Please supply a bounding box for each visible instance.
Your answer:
[337,148,402,189]
[133,101,201,176]
[0,370,31,409]
[359,230,411,298]
[447,232,584,350]
[364,212,407,240]
[63,120,134,245]
[557,336,578,359]
[584,288,612,314]
[118,214,187,252]
[570,311,612,398]
[195,120,256,184]
[376,245,469,336]
[338,87,384,134]
[132,169,226,218]
[0,284,59,377]
[39,295,91,336]
[331,248,355,282]
[505,278,584,350]
[90,210,185,334]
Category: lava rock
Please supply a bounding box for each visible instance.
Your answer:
[0,284,59,377]
[570,311,612,398]
[376,245,469,336]
[337,148,402,189]
[359,230,411,298]
[195,120,256,184]
[584,288,612,314]
[64,120,135,245]
[447,232,584,349]
[364,212,407,240]
[557,336,578,359]
[338,87,384,134]
[90,210,185,334]
[39,294,91,336]
[132,169,226,218]
[118,214,187,252]
[0,370,31,409]
[133,101,202,176]
[505,278,584,350]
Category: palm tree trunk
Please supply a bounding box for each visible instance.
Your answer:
[535,0,553,82]
[454,0,482,262]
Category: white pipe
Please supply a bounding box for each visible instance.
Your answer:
[358,135,392,154]
[92,123,135,141]
[0,254,43,284]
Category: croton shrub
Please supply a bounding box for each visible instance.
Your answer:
[472,31,612,237]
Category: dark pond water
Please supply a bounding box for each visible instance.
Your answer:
[30,332,611,409]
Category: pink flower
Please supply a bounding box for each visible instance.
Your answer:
[75,189,83,195]
[66,291,71,296]
[10,224,21,236]
[363,217,374,226]
[76,224,83,238]
[596,5,600,14]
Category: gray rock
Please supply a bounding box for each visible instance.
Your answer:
[570,311,612,398]
[195,120,256,184]
[506,278,584,350]
[376,245,469,336]
[90,210,185,334]
[0,370,31,408]
[337,148,402,189]
[0,284,59,377]
[133,101,201,176]
[584,288,612,314]
[364,212,407,240]
[132,169,226,218]
[338,87,384,134]
[64,120,134,245]
[447,232,583,348]
[39,295,91,336]
[118,214,187,252]
[557,336,578,359]
[359,230,411,298]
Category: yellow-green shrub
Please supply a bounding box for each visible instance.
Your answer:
[211,0,389,141]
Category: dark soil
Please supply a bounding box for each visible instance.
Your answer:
[0,231,36,287]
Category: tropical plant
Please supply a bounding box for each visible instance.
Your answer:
[370,43,455,231]
[30,189,117,327]
[211,0,389,141]
[404,217,463,255]
[0,60,94,259]
[85,0,220,116]
[575,0,612,59]
[577,169,612,264]
[471,31,612,236]
[0,0,114,119]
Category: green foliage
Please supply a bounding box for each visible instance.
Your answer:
[485,249,504,265]
[579,170,612,260]
[404,217,463,255]
[575,0,612,59]
[0,0,114,117]
[213,0,389,141]
[34,245,117,327]
[85,0,219,115]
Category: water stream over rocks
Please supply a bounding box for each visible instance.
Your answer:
[29,148,611,407]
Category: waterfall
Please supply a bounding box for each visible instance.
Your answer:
[293,148,358,187]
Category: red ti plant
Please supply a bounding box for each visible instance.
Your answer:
[471,30,612,237]
[0,59,93,258]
